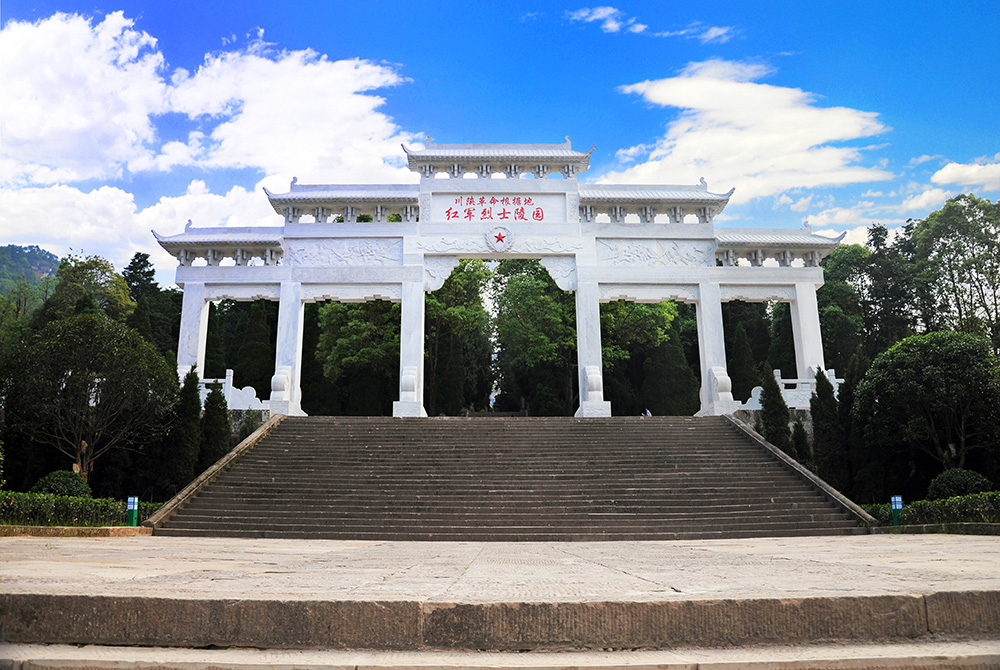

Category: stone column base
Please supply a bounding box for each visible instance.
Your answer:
[268,401,307,417]
[392,401,428,417]
[575,401,612,417]
[694,400,742,417]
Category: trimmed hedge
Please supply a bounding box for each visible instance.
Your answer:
[862,491,1000,526]
[927,468,993,500]
[30,470,92,498]
[0,491,162,527]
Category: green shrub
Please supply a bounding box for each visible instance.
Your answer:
[0,491,162,526]
[862,491,1000,526]
[30,470,92,498]
[927,468,994,500]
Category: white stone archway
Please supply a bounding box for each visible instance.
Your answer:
[156,140,842,417]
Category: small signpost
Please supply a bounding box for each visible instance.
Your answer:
[890,495,903,526]
[126,496,138,527]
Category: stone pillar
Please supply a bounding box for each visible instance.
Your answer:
[269,281,306,416]
[694,282,739,416]
[393,280,427,417]
[574,281,611,417]
[176,281,209,382]
[790,281,826,383]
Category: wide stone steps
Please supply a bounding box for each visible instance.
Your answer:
[153,415,867,540]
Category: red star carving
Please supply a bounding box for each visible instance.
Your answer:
[494,232,506,243]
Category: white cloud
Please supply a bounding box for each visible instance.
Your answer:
[790,195,813,212]
[804,207,868,228]
[655,22,738,44]
[930,154,1000,190]
[567,7,623,32]
[0,184,145,268]
[898,187,954,211]
[614,143,653,163]
[1,12,420,189]
[0,178,281,280]
[164,47,419,183]
[600,59,892,202]
[909,154,944,166]
[0,12,169,186]
[567,9,733,42]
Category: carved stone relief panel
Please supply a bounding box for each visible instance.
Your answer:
[720,285,796,302]
[539,256,577,291]
[599,284,699,303]
[597,239,715,267]
[284,239,403,267]
[424,256,461,291]
[302,284,402,303]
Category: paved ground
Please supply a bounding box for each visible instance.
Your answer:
[1,533,998,602]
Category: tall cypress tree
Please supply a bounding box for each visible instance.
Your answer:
[811,369,849,491]
[727,323,759,402]
[198,387,231,472]
[161,369,201,497]
[759,364,794,458]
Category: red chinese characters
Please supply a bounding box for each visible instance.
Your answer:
[444,196,545,223]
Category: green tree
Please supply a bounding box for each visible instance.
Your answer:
[759,365,794,458]
[7,313,175,481]
[491,259,577,415]
[818,244,869,374]
[315,300,401,415]
[767,303,796,379]
[161,369,202,496]
[122,252,158,303]
[198,387,231,472]
[33,255,134,326]
[853,331,1000,473]
[860,224,915,356]
[911,194,1000,352]
[639,335,700,416]
[792,416,810,463]
[727,323,759,402]
[424,260,494,415]
[811,369,850,491]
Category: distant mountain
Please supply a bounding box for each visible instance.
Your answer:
[0,244,60,296]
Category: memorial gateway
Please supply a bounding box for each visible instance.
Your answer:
[155,140,842,417]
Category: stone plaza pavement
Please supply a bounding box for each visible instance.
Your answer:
[2,533,999,603]
[2,533,999,667]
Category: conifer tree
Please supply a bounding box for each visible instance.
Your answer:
[792,416,810,463]
[727,323,759,402]
[640,336,700,416]
[811,369,849,491]
[162,369,202,496]
[198,387,232,472]
[759,364,795,458]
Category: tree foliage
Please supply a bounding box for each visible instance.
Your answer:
[424,260,494,415]
[32,254,134,327]
[911,194,1000,352]
[491,259,578,415]
[854,332,1000,473]
[811,369,849,491]
[6,313,175,481]
[198,387,231,472]
[315,300,401,415]
[759,365,794,457]
[159,369,202,497]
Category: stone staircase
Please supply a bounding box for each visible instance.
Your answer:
[153,415,868,540]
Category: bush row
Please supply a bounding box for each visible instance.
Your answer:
[862,491,1000,526]
[0,491,162,527]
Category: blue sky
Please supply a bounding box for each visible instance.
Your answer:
[2,1,998,283]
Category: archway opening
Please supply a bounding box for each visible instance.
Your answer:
[600,299,701,416]
[490,259,579,416]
